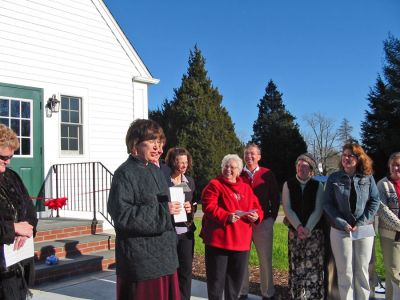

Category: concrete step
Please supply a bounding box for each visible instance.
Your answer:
[34,249,115,285]
[35,218,103,242]
[34,233,115,262]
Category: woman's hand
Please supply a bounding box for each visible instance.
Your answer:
[168,201,182,215]
[246,211,259,223]
[297,225,309,240]
[14,236,28,251]
[183,201,192,214]
[14,221,33,237]
[228,213,240,224]
[343,224,353,233]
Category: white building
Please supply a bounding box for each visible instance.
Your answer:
[0,0,158,224]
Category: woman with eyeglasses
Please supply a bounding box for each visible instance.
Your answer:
[323,143,380,300]
[282,153,325,299]
[376,152,400,300]
[0,124,37,299]
[165,147,196,300]
[107,119,181,300]
[200,154,263,300]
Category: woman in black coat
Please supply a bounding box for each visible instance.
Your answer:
[107,119,182,300]
[0,124,37,300]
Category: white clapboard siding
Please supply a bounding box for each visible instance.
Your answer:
[0,0,158,177]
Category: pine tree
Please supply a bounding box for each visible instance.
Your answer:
[251,80,307,187]
[337,118,355,147]
[361,35,400,179]
[149,46,242,196]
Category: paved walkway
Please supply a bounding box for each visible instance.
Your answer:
[32,270,214,300]
[32,269,385,300]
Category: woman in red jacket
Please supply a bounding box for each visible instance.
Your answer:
[200,154,263,300]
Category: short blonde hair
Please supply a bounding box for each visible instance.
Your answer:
[0,124,19,150]
[388,152,400,168]
[221,154,243,174]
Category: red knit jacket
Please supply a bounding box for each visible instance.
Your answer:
[240,166,280,220]
[200,176,263,251]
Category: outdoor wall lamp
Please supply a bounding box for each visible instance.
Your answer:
[45,94,60,117]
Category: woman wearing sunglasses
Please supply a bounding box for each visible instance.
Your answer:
[324,143,380,300]
[0,124,37,299]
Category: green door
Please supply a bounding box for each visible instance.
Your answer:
[0,83,43,202]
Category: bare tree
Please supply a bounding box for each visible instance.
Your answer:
[304,112,339,175]
[337,118,355,147]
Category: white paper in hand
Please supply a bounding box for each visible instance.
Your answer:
[235,209,257,217]
[169,186,187,223]
[350,224,375,240]
[3,236,34,267]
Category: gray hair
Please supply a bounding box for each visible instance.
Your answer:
[221,154,243,174]
[388,152,400,168]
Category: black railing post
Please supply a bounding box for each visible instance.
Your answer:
[55,165,60,218]
[91,162,98,234]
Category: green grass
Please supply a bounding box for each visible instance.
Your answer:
[194,219,288,270]
[374,236,384,278]
[194,219,385,278]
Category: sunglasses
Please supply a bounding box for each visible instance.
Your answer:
[0,155,13,161]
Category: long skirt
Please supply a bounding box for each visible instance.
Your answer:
[116,272,180,300]
[288,228,325,300]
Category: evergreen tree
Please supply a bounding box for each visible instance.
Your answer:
[150,46,242,196]
[251,80,307,187]
[337,118,355,147]
[362,35,400,179]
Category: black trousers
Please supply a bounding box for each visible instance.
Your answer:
[177,231,194,300]
[205,245,249,300]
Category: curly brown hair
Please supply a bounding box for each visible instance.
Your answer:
[165,147,193,172]
[340,143,373,175]
[0,124,19,150]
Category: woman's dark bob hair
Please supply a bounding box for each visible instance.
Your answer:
[125,119,165,154]
[165,147,193,171]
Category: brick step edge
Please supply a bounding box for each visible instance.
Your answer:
[34,224,103,242]
[34,235,116,262]
[34,250,115,285]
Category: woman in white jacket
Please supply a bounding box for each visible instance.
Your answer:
[377,152,400,300]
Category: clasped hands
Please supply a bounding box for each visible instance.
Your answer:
[296,225,310,240]
[13,221,33,251]
[168,201,191,215]
[344,224,358,234]
[228,211,259,224]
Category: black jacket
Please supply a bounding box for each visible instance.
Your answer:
[107,156,178,281]
[0,168,38,298]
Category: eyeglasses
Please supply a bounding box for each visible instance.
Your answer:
[224,165,238,170]
[0,155,13,161]
[342,154,357,159]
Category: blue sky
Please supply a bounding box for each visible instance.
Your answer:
[104,0,400,143]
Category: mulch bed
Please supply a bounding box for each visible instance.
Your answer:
[192,254,289,299]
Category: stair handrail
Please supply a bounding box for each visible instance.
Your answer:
[44,162,114,232]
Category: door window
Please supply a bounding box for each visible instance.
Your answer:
[0,97,32,156]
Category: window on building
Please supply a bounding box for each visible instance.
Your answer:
[0,97,32,156]
[60,95,83,154]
